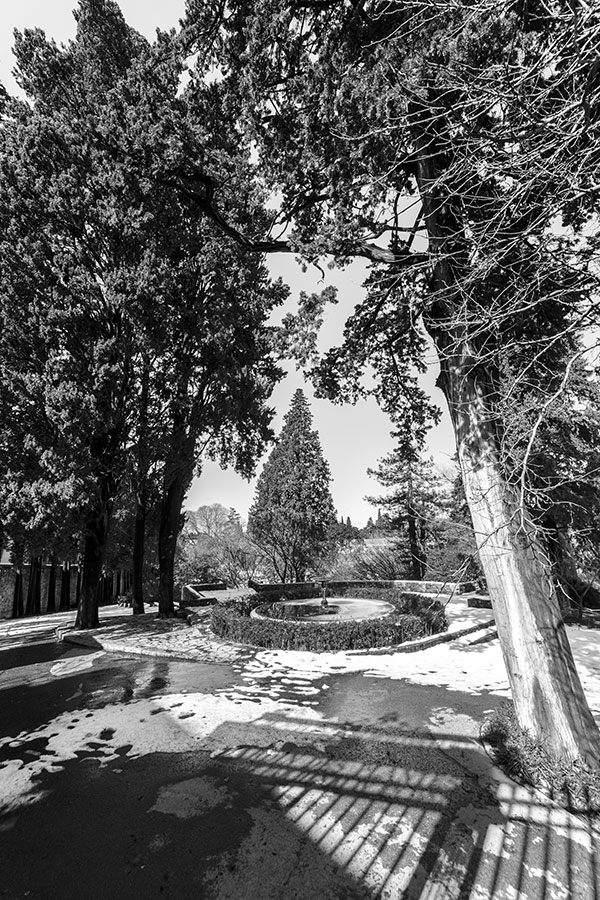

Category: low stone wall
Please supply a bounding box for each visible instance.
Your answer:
[249,578,475,596]
[467,594,493,609]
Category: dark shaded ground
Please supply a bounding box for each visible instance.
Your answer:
[1,637,599,899]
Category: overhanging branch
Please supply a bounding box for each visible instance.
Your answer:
[160,171,428,267]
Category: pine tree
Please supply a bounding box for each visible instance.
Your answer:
[367,443,441,580]
[248,390,337,581]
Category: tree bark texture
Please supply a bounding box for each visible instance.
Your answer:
[439,346,600,765]
[411,101,600,764]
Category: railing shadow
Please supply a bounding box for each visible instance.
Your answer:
[1,681,599,898]
[207,713,600,900]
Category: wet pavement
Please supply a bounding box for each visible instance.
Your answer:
[1,607,600,899]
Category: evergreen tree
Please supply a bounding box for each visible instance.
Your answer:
[248,390,337,581]
[184,0,600,765]
[367,441,442,581]
[0,0,286,625]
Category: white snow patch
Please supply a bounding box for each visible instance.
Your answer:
[50,651,105,677]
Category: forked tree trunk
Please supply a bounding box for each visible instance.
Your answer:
[440,349,600,766]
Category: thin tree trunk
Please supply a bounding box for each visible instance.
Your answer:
[440,349,600,766]
[407,503,426,580]
[33,556,42,614]
[46,557,57,613]
[131,496,146,615]
[12,562,25,619]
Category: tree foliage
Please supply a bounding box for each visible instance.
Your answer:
[183,0,600,764]
[0,0,286,624]
[248,390,337,581]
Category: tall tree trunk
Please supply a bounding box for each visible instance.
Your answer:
[11,544,24,618]
[412,105,600,765]
[75,519,104,629]
[46,557,57,613]
[439,347,600,766]
[25,555,41,616]
[59,562,71,611]
[158,470,187,617]
[131,496,146,615]
[407,503,426,580]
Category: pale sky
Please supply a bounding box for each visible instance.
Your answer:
[0,1,455,527]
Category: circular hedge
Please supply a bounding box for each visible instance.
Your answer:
[210,589,447,652]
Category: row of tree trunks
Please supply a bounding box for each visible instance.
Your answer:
[10,557,75,618]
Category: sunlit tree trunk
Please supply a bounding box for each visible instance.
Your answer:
[439,345,600,765]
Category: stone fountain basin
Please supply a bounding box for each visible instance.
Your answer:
[251,597,395,623]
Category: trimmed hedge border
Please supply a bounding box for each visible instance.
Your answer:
[210,589,448,652]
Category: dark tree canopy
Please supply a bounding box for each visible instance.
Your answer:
[0,0,287,624]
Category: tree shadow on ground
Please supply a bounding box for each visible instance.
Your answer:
[1,706,598,900]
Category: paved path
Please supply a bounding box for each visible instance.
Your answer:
[1,598,599,899]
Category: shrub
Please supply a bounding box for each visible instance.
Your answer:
[210,588,447,651]
[481,703,600,818]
